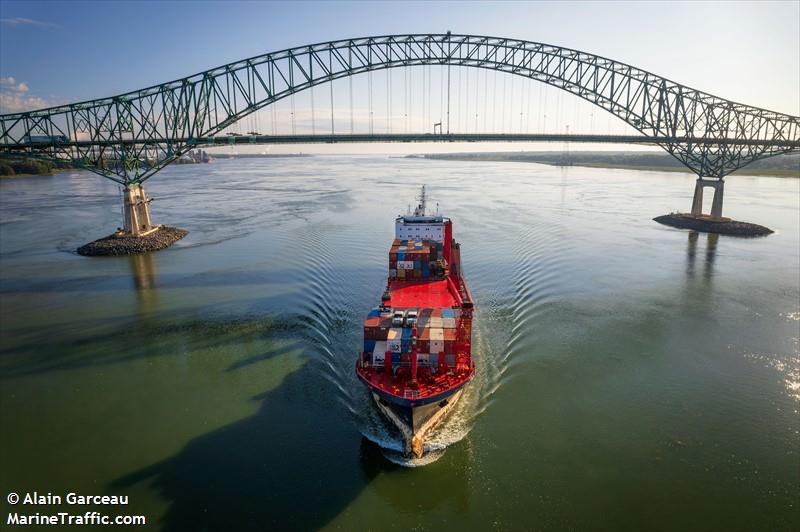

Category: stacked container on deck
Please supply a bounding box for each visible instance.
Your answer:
[363,307,461,371]
[388,239,444,281]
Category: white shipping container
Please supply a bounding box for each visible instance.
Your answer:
[428,317,443,329]
[430,339,444,353]
[373,341,388,355]
[416,353,429,366]
[373,341,388,366]
[398,260,414,270]
[442,317,456,329]
[429,328,444,341]
[389,269,397,277]
[387,328,402,352]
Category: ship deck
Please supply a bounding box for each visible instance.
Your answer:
[356,364,474,405]
[388,279,458,309]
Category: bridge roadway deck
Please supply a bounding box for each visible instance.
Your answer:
[3,133,799,151]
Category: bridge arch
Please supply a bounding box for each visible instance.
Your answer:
[1,33,798,185]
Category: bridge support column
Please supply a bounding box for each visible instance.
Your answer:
[78,182,187,255]
[690,178,725,220]
[122,184,157,236]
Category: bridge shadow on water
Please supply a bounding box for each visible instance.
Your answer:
[112,356,395,531]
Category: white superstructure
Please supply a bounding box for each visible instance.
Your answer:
[395,185,446,242]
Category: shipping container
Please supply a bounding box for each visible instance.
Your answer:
[372,341,388,366]
[364,339,377,353]
[364,321,390,340]
[387,328,402,352]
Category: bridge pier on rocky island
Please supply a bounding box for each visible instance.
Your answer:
[654,176,773,236]
[77,183,188,256]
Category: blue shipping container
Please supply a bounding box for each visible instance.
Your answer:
[364,339,377,353]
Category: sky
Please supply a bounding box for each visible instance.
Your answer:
[0,0,798,153]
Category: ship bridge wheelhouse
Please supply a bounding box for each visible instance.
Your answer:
[394,215,450,242]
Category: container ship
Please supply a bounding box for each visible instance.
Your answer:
[356,186,475,458]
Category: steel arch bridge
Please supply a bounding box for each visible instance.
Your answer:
[1,32,798,187]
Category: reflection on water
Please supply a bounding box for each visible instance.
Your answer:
[0,157,798,530]
[129,253,159,316]
[685,231,718,280]
[129,253,157,291]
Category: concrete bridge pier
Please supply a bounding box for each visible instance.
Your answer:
[122,184,157,236]
[653,176,771,236]
[690,178,725,220]
[76,183,188,256]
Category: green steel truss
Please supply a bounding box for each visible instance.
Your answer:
[1,33,798,185]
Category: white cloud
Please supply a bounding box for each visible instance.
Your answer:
[0,93,50,113]
[0,78,51,113]
[0,17,57,28]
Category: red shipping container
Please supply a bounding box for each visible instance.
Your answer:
[364,326,388,340]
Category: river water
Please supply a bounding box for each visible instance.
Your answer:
[1,156,798,530]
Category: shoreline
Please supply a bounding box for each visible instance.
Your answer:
[0,167,73,179]
[407,155,800,178]
[3,155,797,179]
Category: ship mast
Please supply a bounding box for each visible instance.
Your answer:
[414,185,427,217]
